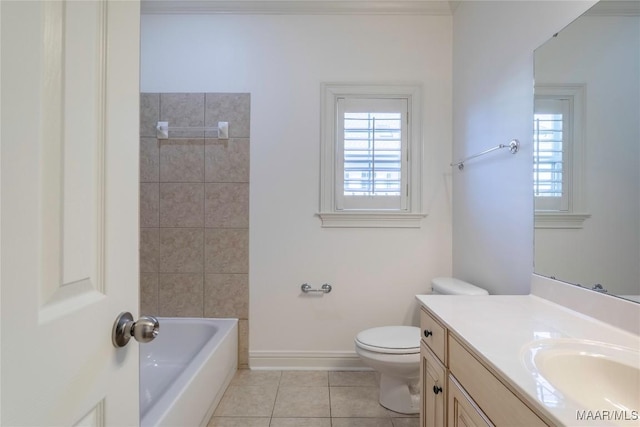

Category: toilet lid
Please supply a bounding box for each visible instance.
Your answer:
[355,326,420,354]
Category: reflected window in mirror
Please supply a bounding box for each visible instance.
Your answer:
[534,98,570,211]
[533,85,589,229]
[533,0,640,303]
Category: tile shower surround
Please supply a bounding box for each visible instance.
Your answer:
[139,93,250,367]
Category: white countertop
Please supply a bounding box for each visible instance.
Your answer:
[415,294,640,427]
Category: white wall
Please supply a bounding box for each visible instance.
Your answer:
[141,13,453,366]
[534,15,640,296]
[451,1,596,295]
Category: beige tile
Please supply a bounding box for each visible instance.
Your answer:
[205,183,249,228]
[205,138,250,183]
[330,387,391,418]
[140,183,159,228]
[391,418,420,427]
[272,387,330,418]
[159,183,204,227]
[270,418,331,427]
[204,274,248,318]
[160,93,205,138]
[205,93,250,138]
[140,273,158,316]
[140,228,159,273]
[329,371,378,387]
[213,385,278,417]
[230,369,281,387]
[208,417,270,427]
[159,139,204,182]
[158,273,203,317]
[140,137,159,182]
[280,371,328,387]
[140,93,159,138]
[238,319,249,368]
[159,228,204,273]
[332,419,393,427]
[204,228,249,273]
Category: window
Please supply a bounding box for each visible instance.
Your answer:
[534,85,590,228]
[534,98,570,212]
[338,98,406,210]
[319,84,424,228]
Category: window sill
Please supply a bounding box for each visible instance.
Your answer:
[317,212,426,228]
[535,212,591,229]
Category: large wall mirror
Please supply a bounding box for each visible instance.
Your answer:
[533,0,639,303]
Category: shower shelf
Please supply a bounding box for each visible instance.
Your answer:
[156,121,229,139]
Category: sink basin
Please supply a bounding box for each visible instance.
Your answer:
[523,339,640,413]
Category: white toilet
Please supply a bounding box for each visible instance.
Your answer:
[354,277,488,414]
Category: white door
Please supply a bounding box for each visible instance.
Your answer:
[1,1,141,425]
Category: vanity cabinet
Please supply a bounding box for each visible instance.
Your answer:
[420,342,446,427]
[420,308,549,427]
[448,375,493,427]
[420,308,449,427]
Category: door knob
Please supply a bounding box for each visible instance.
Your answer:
[112,312,159,348]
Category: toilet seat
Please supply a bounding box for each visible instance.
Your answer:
[355,326,420,355]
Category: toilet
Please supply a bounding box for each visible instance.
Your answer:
[354,277,488,414]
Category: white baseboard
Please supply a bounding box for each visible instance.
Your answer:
[249,351,370,371]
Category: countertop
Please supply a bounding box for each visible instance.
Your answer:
[415,294,640,427]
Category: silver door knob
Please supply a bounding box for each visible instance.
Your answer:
[112,312,160,348]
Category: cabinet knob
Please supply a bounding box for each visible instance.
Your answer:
[424,329,433,338]
[433,385,443,395]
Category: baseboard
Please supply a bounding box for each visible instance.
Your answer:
[249,351,370,370]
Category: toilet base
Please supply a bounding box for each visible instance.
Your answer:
[378,374,420,415]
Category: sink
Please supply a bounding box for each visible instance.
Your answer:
[523,339,640,413]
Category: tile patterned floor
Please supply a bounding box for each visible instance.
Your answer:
[208,370,419,427]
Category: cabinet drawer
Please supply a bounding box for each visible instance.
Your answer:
[449,336,549,426]
[420,308,446,364]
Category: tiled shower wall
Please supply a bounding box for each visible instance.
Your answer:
[139,93,250,367]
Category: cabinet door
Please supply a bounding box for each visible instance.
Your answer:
[421,343,446,427]
[448,375,494,427]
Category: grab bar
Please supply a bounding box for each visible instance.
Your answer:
[451,139,519,170]
[301,283,332,294]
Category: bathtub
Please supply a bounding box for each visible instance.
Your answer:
[140,318,238,427]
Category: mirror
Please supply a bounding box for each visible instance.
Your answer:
[533,0,640,303]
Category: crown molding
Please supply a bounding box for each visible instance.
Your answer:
[141,0,454,15]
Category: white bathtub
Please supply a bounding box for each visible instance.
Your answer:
[140,318,238,427]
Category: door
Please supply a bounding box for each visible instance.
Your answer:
[421,343,446,427]
[1,1,140,425]
[448,376,494,427]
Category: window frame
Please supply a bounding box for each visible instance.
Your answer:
[319,83,425,228]
[534,84,590,229]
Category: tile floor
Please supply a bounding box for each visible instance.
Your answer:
[208,370,419,427]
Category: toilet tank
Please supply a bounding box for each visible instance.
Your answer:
[431,277,489,295]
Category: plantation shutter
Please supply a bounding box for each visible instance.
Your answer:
[534,97,571,211]
[336,97,408,211]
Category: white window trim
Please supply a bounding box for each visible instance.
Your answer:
[534,84,590,229]
[318,83,425,228]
